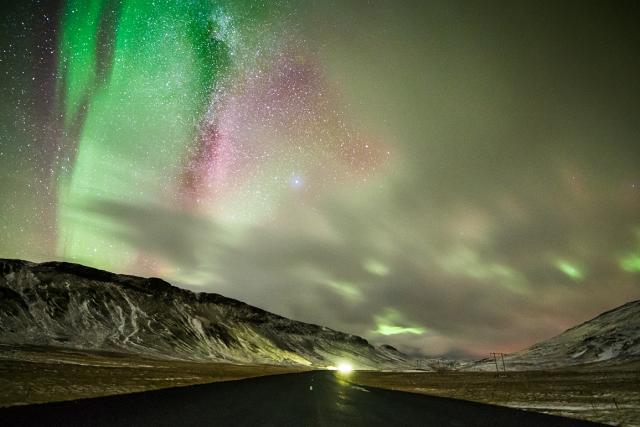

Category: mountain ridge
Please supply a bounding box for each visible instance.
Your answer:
[0,258,409,369]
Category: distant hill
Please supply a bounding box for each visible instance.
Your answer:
[465,299,640,371]
[0,259,409,369]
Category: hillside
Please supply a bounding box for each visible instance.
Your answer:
[0,259,409,369]
[465,299,640,371]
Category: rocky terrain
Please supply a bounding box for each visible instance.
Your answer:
[0,259,408,369]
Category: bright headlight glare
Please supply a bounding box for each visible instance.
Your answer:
[337,362,353,373]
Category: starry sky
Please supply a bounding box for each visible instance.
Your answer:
[1,0,639,358]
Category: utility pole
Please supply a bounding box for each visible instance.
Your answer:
[490,352,499,373]
[489,352,507,376]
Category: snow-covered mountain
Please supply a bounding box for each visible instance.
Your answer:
[0,259,409,369]
[465,299,640,371]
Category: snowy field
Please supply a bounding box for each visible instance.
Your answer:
[0,344,306,407]
[352,367,640,426]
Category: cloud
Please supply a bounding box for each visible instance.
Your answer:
[79,172,639,358]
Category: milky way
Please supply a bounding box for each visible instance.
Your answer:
[1,0,639,357]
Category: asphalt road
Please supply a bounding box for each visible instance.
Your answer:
[0,371,603,426]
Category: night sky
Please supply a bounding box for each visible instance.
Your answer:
[1,0,639,357]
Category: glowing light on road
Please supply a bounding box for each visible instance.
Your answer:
[337,362,353,374]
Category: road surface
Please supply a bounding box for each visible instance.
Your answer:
[0,371,603,426]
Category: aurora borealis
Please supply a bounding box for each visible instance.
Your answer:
[1,1,639,357]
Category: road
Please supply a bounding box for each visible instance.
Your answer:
[0,371,603,426]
